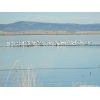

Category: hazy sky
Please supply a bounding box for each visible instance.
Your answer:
[0,12,100,24]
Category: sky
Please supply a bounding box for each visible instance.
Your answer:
[0,12,100,24]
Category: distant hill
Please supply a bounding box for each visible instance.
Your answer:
[0,21,100,32]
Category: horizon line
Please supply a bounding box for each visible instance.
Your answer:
[1,21,100,25]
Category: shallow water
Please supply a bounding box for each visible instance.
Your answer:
[0,35,100,87]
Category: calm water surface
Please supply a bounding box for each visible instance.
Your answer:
[0,35,100,87]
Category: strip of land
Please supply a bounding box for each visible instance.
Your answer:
[0,31,100,35]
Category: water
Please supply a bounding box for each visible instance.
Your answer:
[0,35,100,87]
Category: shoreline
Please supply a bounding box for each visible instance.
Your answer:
[0,31,100,35]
